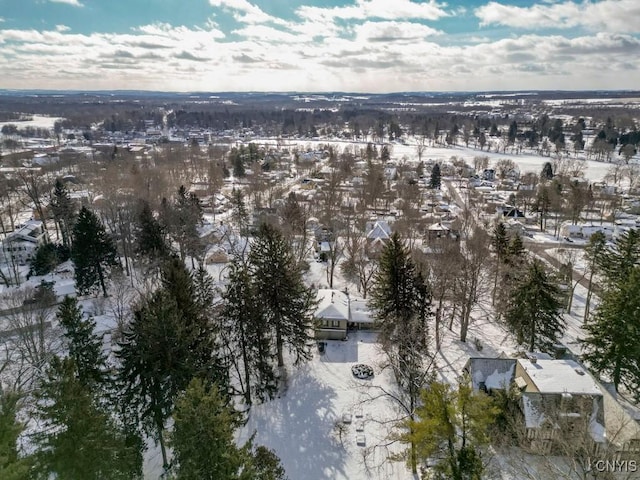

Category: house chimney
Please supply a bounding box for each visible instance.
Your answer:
[529,355,537,364]
[331,291,334,303]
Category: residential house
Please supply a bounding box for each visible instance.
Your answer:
[349,298,374,331]
[314,291,375,340]
[599,385,640,462]
[515,357,606,454]
[465,354,620,457]
[365,220,391,256]
[315,289,350,340]
[464,357,516,393]
[1,220,47,265]
[559,222,615,240]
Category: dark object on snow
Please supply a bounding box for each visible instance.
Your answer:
[351,364,374,379]
[318,341,326,354]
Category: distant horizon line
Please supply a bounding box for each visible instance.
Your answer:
[1,88,640,96]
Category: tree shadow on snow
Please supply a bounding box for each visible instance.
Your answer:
[239,363,348,480]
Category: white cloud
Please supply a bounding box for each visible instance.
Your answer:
[0,12,638,92]
[55,25,70,32]
[209,0,287,25]
[232,25,300,43]
[297,0,450,22]
[49,0,84,7]
[475,0,640,33]
[354,21,442,42]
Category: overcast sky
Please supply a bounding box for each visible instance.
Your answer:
[0,0,638,92]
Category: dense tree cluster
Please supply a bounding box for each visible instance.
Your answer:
[582,229,640,401]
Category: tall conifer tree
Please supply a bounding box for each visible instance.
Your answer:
[117,259,226,470]
[582,266,640,401]
[504,259,564,352]
[249,223,316,368]
[222,261,276,405]
[369,232,433,473]
[72,206,118,297]
[57,296,106,388]
[33,357,142,480]
[50,179,76,250]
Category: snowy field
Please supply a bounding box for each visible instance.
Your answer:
[0,115,63,130]
[258,137,616,183]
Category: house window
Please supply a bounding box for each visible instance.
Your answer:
[331,320,340,327]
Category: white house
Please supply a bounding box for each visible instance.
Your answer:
[1,220,47,265]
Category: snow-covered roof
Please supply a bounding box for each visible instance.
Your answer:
[466,358,515,391]
[315,289,349,321]
[350,299,373,324]
[428,222,450,231]
[517,359,602,395]
[366,221,391,240]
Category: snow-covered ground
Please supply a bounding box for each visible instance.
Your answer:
[0,115,63,130]
[252,137,615,183]
[237,332,414,480]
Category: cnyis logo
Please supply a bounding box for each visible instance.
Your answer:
[589,459,638,473]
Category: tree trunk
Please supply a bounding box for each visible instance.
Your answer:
[409,416,417,474]
[529,319,536,352]
[239,322,252,406]
[97,264,108,298]
[156,414,168,471]
[613,351,622,392]
[276,325,284,367]
[584,271,594,322]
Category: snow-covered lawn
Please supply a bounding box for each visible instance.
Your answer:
[237,331,414,480]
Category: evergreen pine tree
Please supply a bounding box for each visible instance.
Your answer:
[170,378,244,480]
[249,223,316,368]
[491,222,509,259]
[504,259,565,352]
[118,259,226,469]
[50,179,76,250]
[135,200,169,261]
[429,163,441,189]
[491,222,509,304]
[170,378,287,480]
[230,189,249,235]
[0,392,30,480]
[506,233,525,259]
[369,232,430,347]
[71,206,118,297]
[369,232,433,473]
[162,258,225,384]
[57,296,106,387]
[33,357,142,480]
[244,446,287,480]
[597,228,640,288]
[222,261,276,405]
[582,266,640,401]
[583,231,607,320]
[29,242,64,277]
[541,161,554,180]
[507,120,518,145]
[117,290,186,470]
